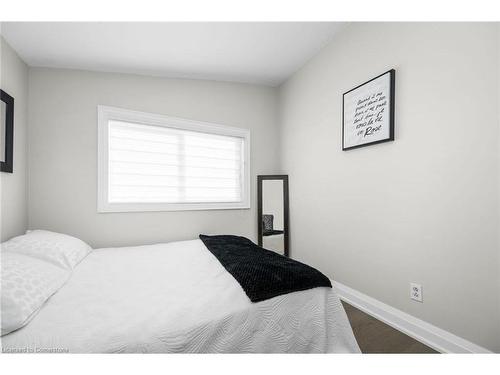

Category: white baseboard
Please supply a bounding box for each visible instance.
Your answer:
[333,281,491,353]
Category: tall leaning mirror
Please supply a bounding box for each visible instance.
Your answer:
[257,175,289,257]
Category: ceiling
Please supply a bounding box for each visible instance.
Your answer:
[0,22,346,86]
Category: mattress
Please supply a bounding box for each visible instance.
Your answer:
[1,239,360,353]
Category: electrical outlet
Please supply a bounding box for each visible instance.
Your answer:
[410,283,423,302]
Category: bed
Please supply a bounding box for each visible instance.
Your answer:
[1,231,360,353]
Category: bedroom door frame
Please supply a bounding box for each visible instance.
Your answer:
[257,174,289,257]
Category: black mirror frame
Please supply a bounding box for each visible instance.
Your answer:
[257,175,289,257]
[1,89,14,173]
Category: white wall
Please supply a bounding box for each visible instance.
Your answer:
[279,23,500,351]
[28,68,279,248]
[0,36,29,241]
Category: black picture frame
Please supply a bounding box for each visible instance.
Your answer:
[342,69,395,151]
[257,175,290,257]
[1,89,14,173]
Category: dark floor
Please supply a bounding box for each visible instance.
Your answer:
[342,301,438,354]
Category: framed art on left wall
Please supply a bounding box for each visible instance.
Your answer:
[342,69,395,151]
[1,89,14,173]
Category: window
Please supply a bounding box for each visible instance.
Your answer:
[98,106,250,212]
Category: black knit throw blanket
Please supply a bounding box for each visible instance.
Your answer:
[199,234,331,302]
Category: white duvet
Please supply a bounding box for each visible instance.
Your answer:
[1,239,360,353]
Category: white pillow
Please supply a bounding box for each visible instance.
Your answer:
[1,252,70,336]
[2,230,92,270]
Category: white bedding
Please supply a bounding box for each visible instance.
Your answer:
[1,239,360,353]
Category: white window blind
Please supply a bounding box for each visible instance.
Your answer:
[98,106,250,212]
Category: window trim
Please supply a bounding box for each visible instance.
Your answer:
[97,105,250,213]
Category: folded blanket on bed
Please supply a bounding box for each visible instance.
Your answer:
[199,234,331,302]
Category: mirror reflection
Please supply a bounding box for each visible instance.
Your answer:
[258,175,289,257]
[262,180,284,254]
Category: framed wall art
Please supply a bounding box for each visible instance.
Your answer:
[342,69,395,151]
[1,89,14,173]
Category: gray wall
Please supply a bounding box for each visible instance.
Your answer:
[28,68,279,248]
[0,37,29,241]
[279,23,500,351]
